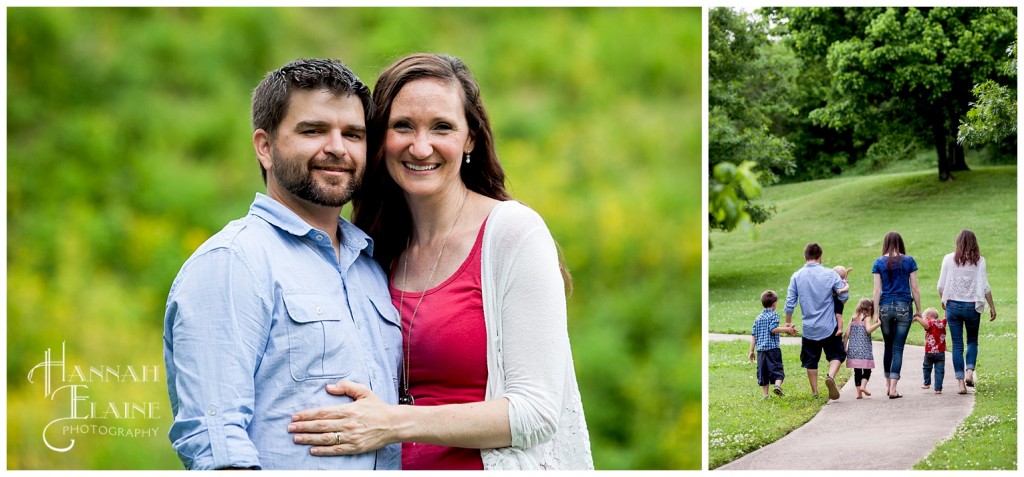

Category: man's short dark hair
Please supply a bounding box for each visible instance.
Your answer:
[804,242,823,261]
[250,58,372,182]
[760,290,778,308]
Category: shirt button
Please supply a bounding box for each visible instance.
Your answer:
[207,405,218,416]
[316,234,324,241]
[315,306,323,315]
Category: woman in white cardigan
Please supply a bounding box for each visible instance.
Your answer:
[937,229,996,395]
[286,53,592,470]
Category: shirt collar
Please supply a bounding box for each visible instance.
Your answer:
[248,193,375,257]
[340,214,376,257]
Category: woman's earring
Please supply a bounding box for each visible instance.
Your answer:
[464,152,471,164]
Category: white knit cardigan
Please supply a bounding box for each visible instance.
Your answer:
[477,201,593,470]
[937,253,992,313]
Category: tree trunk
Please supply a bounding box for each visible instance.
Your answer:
[845,129,859,166]
[948,103,970,171]
[934,118,954,182]
[951,142,969,171]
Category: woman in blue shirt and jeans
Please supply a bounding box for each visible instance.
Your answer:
[871,231,923,399]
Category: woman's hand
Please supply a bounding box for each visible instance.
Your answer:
[287,380,400,456]
[985,292,996,321]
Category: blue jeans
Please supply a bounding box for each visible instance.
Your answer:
[879,301,913,379]
[922,353,945,391]
[946,299,981,380]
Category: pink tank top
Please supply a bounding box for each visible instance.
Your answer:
[390,220,488,470]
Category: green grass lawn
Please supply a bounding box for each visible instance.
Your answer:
[708,165,1017,470]
[707,340,851,469]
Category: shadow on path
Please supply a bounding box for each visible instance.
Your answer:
[709,333,975,470]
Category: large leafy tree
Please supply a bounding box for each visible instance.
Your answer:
[708,7,796,234]
[762,7,883,180]
[798,7,1016,181]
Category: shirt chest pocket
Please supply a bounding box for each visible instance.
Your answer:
[283,292,356,382]
[367,294,403,388]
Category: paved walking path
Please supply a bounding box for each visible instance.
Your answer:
[710,333,975,470]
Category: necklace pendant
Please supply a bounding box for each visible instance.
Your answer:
[399,393,414,405]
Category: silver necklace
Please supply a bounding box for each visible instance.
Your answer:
[398,189,469,405]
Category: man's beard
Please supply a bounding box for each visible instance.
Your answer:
[271,147,361,207]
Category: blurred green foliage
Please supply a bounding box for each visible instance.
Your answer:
[7,7,701,469]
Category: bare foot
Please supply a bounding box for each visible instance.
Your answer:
[861,387,871,397]
[921,385,930,389]
[935,390,942,395]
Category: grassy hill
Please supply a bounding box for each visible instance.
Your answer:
[708,165,1017,470]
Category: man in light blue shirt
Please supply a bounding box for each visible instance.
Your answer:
[784,242,845,400]
[163,58,401,470]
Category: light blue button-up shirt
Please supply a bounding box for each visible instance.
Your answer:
[164,193,402,470]
[784,262,843,341]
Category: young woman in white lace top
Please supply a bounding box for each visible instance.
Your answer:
[937,229,997,394]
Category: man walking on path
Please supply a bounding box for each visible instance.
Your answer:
[785,242,846,399]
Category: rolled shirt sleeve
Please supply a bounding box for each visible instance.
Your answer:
[164,247,268,470]
[784,272,799,315]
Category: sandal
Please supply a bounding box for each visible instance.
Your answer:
[824,376,841,400]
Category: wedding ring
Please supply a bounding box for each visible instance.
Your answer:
[334,432,342,445]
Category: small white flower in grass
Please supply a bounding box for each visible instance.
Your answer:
[951,414,1012,440]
